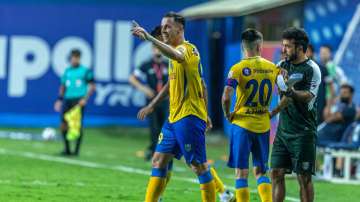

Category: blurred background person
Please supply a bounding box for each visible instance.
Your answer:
[307,44,335,124]
[317,84,357,147]
[54,49,96,156]
[129,26,168,161]
[320,45,348,94]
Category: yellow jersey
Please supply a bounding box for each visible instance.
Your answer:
[226,56,279,133]
[168,41,207,123]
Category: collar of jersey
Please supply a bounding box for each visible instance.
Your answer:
[243,56,261,60]
[292,58,310,66]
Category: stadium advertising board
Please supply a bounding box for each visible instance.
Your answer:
[0,4,176,126]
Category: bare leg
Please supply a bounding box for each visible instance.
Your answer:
[191,162,216,202]
[144,152,173,202]
[297,174,314,202]
[271,169,286,202]
[60,122,70,155]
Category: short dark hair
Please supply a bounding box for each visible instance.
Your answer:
[320,44,332,52]
[341,84,355,94]
[282,27,309,53]
[241,28,263,42]
[71,49,81,57]
[164,11,185,29]
[151,25,162,39]
[241,28,263,51]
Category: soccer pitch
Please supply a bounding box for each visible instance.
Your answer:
[0,127,358,202]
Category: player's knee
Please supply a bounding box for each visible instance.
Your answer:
[151,153,168,168]
[297,174,312,186]
[190,161,207,176]
[271,169,285,182]
[253,167,266,179]
[235,168,249,179]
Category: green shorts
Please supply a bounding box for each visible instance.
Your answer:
[271,130,316,175]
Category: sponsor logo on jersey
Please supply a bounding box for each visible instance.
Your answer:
[185,144,192,152]
[302,162,310,170]
[242,67,251,76]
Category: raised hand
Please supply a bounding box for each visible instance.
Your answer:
[131,20,149,40]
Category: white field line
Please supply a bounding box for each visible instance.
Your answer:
[0,179,132,188]
[0,148,299,202]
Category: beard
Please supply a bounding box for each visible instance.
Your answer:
[162,33,171,45]
[285,52,298,62]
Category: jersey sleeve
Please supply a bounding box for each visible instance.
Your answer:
[133,62,147,81]
[276,60,286,68]
[198,63,204,78]
[225,65,241,89]
[176,44,191,63]
[305,64,322,96]
[322,66,333,84]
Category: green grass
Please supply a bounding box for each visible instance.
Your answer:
[0,127,358,201]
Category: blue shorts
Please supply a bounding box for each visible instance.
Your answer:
[227,124,269,172]
[155,115,207,165]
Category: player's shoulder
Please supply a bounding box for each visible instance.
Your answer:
[231,60,246,70]
[79,65,89,70]
[259,57,277,68]
[184,41,200,55]
[63,66,72,74]
[184,41,197,48]
[305,59,320,70]
[305,59,321,77]
[177,41,195,51]
[177,41,200,58]
[276,60,288,68]
[78,65,91,73]
[139,60,152,70]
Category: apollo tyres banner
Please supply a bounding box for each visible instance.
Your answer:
[0,4,175,126]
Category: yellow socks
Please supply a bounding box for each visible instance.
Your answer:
[145,168,167,202]
[210,167,225,193]
[235,178,250,202]
[160,161,173,197]
[199,170,216,202]
[257,176,272,202]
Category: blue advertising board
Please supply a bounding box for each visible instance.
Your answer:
[0,3,208,127]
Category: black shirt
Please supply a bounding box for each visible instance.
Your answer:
[134,59,168,93]
[316,62,332,123]
[277,59,321,136]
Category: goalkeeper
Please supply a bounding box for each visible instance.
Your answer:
[54,49,96,156]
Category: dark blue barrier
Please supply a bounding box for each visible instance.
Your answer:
[0,3,208,126]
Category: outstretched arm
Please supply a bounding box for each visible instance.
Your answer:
[131,21,185,62]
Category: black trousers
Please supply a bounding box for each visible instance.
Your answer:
[147,102,167,154]
[61,98,84,155]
